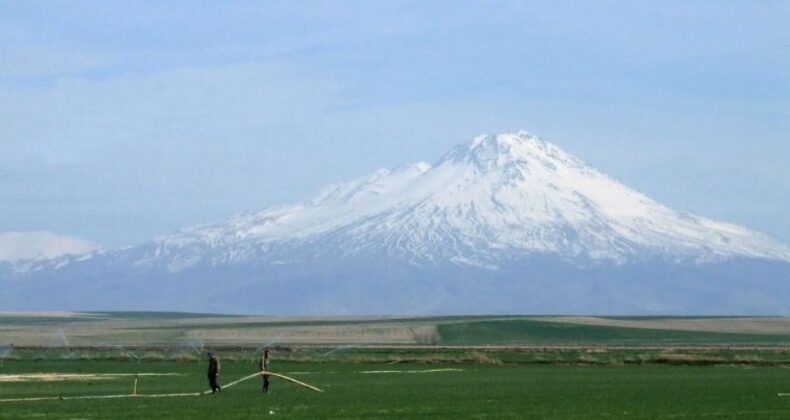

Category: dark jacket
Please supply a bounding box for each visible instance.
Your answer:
[208,356,220,376]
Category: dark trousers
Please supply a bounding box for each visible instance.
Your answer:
[262,375,270,393]
[208,374,221,393]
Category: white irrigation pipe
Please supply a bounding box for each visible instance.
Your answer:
[263,371,324,393]
[214,371,324,393]
[320,345,357,357]
[0,392,203,403]
[202,371,259,393]
[361,368,464,374]
[0,370,323,403]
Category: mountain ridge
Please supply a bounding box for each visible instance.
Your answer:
[136,131,790,271]
[3,131,789,315]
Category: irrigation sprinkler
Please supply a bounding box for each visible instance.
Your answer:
[56,330,72,358]
[189,340,204,356]
[0,345,12,367]
[250,333,286,358]
[245,333,286,362]
[108,344,144,394]
[320,344,357,358]
[110,344,141,363]
[168,340,203,361]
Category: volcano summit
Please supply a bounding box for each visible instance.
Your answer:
[4,132,789,314]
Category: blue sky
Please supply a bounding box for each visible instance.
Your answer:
[1,0,789,247]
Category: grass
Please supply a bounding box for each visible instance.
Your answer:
[3,313,790,418]
[124,315,518,331]
[2,359,790,419]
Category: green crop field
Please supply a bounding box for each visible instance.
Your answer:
[2,360,790,419]
[3,313,790,418]
[437,319,790,345]
[3,312,790,347]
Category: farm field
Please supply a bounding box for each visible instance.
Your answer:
[2,313,790,419]
[2,360,790,419]
[3,312,790,347]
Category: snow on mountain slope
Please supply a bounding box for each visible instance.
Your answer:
[137,131,790,273]
[5,131,790,315]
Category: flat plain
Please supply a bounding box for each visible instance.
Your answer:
[2,313,790,419]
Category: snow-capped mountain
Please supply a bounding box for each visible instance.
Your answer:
[148,132,790,269]
[3,132,790,314]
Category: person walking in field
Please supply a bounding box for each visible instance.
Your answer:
[207,352,221,393]
[259,349,271,394]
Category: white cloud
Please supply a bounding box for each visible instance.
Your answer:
[0,231,100,263]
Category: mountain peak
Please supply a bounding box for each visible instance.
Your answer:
[160,130,790,267]
[442,131,579,173]
[468,131,544,153]
[6,130,790,315]
[470,131,542,149]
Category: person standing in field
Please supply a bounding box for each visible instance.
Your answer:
[259,349,271,394]
[207,352,221,393]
